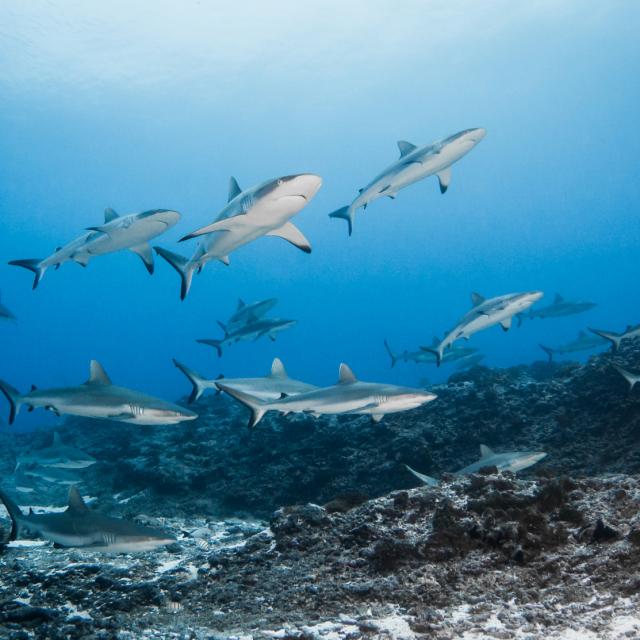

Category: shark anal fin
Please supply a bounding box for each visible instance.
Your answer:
[130,243,154,274]
[265,222,311,254]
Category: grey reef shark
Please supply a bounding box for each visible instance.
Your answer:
[405,444,547,486]
[225,297,278,332]
[173,357,317,403]
[538,330,608,362]
[155,174,321,299]
[217,363,437,428]
[329,128,486,235]
[589,324,640,353]
[0,486,175,553]
[384,339,477,368]
[518,293,596,325]
[0,360,197,426]
[10,208,180,288]
[426,291,543,366]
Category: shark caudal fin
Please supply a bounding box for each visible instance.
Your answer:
[589,328,622,352]
[404,464,439,487]
[0,488,24,540]
[0,380,23,425]
[383,340,398,368]
[153,247,195,301]
[421,345,443,367]
[8,259,47,290]
[196,339,223,358]
[216,383,267,429]
[538,344,554,362]
[329,206,354,236]
[613,365,640,392]
[172,359,210,403]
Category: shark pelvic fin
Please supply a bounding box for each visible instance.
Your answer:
[266,222,312,253]
[104,207,119,223]
[86,360,112,386]
[270,358,287,378]
[228,177,242,202]
[338,363,357,384]
[480,444,494,459]
[397,140,417,157]
[130,243,154,274]
[67,486,89,514]
[436,167,451,194]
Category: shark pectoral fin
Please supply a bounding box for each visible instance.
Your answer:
[108,412,136,420]
[499,317,512,331]
[436,167,451,194]
[265,222,311,254]
[179,219,236,241]
[480,444,494,458]
[104,207,119,223]
[130,243,154,274]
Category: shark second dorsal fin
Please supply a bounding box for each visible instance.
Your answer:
[67,487,89,514]
[53,431,62,446]
[338,363,357,384]
[228,177,242,202]
[270,358,287,378]
[104,208,119,223]
[480,444,494,458]
[397,140,417,157]
[86,360,112,386]
[471,292,485,306]
[554,293,564,304]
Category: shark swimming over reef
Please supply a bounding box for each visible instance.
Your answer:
[155,174,321,299]
[0,361,197,426]
[518,293,596,325]
[405,445,547,485]
[538,330,608,362]
[10,208,180,288]
[16,431,96,470]
[0,486,176,552]
[384,339,476,368]
[329,128,486,235]
[426,291,543,366]
[217,363,437,428]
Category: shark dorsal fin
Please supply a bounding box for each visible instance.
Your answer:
[397,140,417,157]
[67,487,89,514]
[86,360,112,386]
[471,292,485,306]
[236,298,245,310]
[338,363,357,384]
[228,177,242,202]
[270,358,287,378]
[480,444,494,459]
[104,208,119,223]
[554,293,564,304]
[53,431,62,446]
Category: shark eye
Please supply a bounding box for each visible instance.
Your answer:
[277,179,283,186]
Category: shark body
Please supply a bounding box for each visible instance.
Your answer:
[539,330,608,362]
[521,293,596,324]
[0,361,197,426]
[329,128,486,234]
[17,432,96,469]
[155,174,321,299]
[0,487,176,552]
[10,208,179,288]
[384,339,476,368]
[226,298,278,332]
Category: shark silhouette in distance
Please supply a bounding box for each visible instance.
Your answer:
[0,487,176,552]
[0,292,17,323]
[225,298,278,332]
[0,360,197,426]
[384,339,477,368]
[16,431,96,470]
[22,465,83,486]
[538,330,608,362]
[154,174,321,299]
[217,363,437,428]
[329,128,486,235]
[10,208,180,288]
[405,444,547,486]
[425,291,543,366]
[174,357,317,404]
[589,324,640,353]
[518,293,596,325]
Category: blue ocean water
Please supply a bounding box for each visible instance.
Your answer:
[0,1,638,432]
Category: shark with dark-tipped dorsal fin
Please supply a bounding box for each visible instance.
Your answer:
[0,486,176,552]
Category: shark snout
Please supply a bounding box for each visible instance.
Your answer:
[138,209,181,228]
[469,127,487,143]
[277,174,323,201]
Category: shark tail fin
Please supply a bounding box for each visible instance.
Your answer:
[613,365,639,392]
[153,247,195,301]
[196,339,223,358]
[0,488,24,540]
[404,464,439,487]
[0,379,23,425]
[172,359,209,403]
[8,259,47,290]
[589,328,622,352]
[216,383,267,429]
[538,344,554,362]
[329,206,354,236]
[383,340,398,368]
